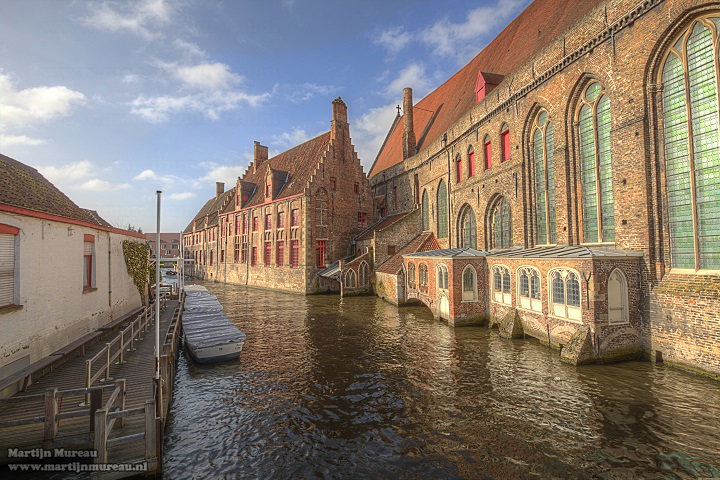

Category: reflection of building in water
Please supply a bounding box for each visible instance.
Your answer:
[364,0,720,377]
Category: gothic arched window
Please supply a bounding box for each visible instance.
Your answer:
[422,190,430,231]
[437,180,448,239]
[459,206,477,249]
[491,197,512,249]
[578,82,614,243]
[532,110,556,245]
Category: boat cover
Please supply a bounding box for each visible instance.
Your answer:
[182,285,247,349]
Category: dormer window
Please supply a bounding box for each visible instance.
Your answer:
[265,183,271,198]
[475,71,504,103]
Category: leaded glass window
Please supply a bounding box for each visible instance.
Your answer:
[578,82,614,243]
[549,268,582,320]
[530,271,541,299]
[661,17,720,270]
[460,207,477,249]
[437,265,449,290]
[520,270,530,297]
[437,180,448,239]
[552,272,565,305]
[532,110,556,245]
[462,266,477,301]
[491,197,512,249]
[408,263,416,288]
[422,190,430,231]
[492,265,511,305]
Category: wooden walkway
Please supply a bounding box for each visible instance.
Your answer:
[0,299,179,471]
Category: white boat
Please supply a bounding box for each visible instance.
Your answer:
[183,285,246,364]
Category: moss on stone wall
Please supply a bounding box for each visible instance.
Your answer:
[123,240,150,304]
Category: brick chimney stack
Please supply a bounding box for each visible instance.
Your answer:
[402,87,416,159]
[216,181,224,198]
[331,97,348,159]
[253,141,269,173]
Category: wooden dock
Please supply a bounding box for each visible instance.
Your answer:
[0,295,183,477]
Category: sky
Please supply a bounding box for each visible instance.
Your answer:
[0,0,531,232]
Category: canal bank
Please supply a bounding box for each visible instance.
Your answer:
[164,282,720,479]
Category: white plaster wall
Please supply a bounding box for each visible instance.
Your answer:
[0,213,143,370]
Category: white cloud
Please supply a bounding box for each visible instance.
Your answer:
[173,39,205,58]
[352,103,399,170]
[123,73,141,84]
[81,0,175,40]
[0,73,86,129]
[77,178,132,192]
[170,62,242,91]
[133,169,160,181]
[373,27,412,55]
[419,0,529,61]
[199,163,246,185]
[270,128,312,148]
[384,63,434,99]
[286,83,341,104]
[39,160,94,183]
[1,135,47,147]
[168,192,196,200]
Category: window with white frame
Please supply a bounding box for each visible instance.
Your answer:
[437,265,449,291]
[419,264,428,292]
[517,266,542,312]
[607,269,629,325]
[0,224,19,307]
[462,265,477,302]
[492,265,511,304]
[549,268,581,321]
[345,269,357,288]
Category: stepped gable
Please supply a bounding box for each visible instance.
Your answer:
[369,0,603,177]
[241,132,332,208]
[376,232,440,274]
[0,153,97,225]
[184,188,236,233]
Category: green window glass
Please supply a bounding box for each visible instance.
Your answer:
[422,190,429,231]
[662,19,720,270]
[460,207,477,249]
[533,111,556,245]
[578,82,614,243]
[437,180,448,239]
[492,198,512,249]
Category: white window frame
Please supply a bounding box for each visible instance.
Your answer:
[607,268,629,325]
[517,266,542,312]
[461,265,477,302]
[436,264,449,292]
[345,269,357,289]
[548,267,582,322]
[491,264,512,305]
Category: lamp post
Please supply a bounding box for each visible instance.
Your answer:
[155,191,162,414]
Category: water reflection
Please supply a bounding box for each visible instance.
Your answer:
[164,283,720,479]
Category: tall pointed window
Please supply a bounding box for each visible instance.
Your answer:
[468,147,475,178]
[437,180,448,239]
[491,197,512,249]
[532,110,556,244]
[421,190,430,231]
[608,269,629,325]
[359,262,369,288]
[578,81,614,243]
[455,153,462,182]
[483,136,492,170]
[462,265,477,302]
[459,206,477,249]
[661,17,720,270]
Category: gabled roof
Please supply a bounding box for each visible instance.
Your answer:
[376,232,440,274]
[1,153,97,224]
[184,188,236,233]
[404,248,489,259]
[355,210,414,242]
[240,132,332,209]
[82,209,113,228]
[488,245,644,259]
[369,0,603,177]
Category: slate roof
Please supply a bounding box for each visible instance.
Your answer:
[403,248,490,259]
[488,245,644,259]
[240,132,332,209]
[355,210,414,242]
[376,232,440,274]
[1,153,98,224]
[369,0,603,177]
[318,261,341,281]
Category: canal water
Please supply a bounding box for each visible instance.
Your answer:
[164,282,720,479]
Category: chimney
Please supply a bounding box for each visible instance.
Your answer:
[331,97,348,159]
[253,141,268,173]
[216,182,224,198]
[402,88,416,159]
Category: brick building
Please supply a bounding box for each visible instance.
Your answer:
[145,233,181,259]
[364,0,720,377]
[183,98,374,294]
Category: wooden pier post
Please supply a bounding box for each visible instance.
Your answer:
[43,387,58,440]
[94,408,107,464]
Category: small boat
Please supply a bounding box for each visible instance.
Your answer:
[165,270,177,276]
[182,285,246,364]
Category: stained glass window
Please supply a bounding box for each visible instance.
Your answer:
[437,180,448,239]
[662,18,720,270]
[422,190,430,231]
[533,110,556,244]
[578,82,614,243]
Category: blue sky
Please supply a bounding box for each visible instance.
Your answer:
[0,0,530,232]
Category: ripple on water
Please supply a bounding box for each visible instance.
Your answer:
[163,283,720,479]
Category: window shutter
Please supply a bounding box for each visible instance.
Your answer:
[0,234,16,306]
[84,241,94,255]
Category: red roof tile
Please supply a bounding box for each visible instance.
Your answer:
[369,0,603,177]
[0,153,98,224]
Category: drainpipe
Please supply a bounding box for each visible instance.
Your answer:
[107,231,112,309]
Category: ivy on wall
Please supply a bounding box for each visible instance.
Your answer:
[123,240,150,304]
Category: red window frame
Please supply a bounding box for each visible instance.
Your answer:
[291,240,299,268]
[316,240,327,268]
[484,141,492,170]
[291,209,299,227]
[265,214,272,231]
[358,212,368,229]
[501,129,510,162]
[468,150,475,177]
[265,183,271,197]
[456,156,462,182]
[277,212,285,229]
[252,216,258,232]
[264,242,271,266]
[83,234,94,291]
[276,242,284,267]
[251,246,257,266]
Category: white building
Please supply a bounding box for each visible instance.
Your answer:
[0,153,146,395]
